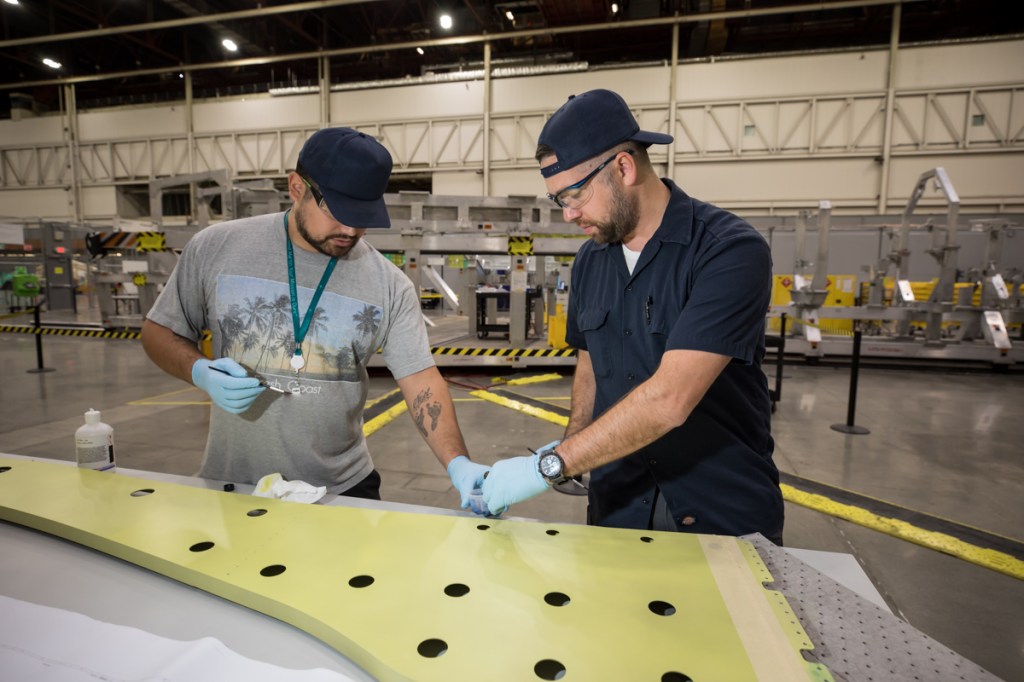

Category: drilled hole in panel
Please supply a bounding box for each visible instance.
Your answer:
[260,564,286,577]
[477,524,490,531]
[534,659,566,680]
[247,508,268,517]
[662,673,693,682]
[417,638,448,658]
[444,583,470,597]
[544,592,571,607]
[349,575,375,588]
[189,541,215,552]
[0,466,11,473]
[545,529,559,536]
[649,600,676,616]
[130,488,155,497]
[640,536,654,543]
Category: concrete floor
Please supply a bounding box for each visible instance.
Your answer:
[1,320,1022,681]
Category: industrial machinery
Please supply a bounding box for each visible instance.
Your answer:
[770,168,1022,365]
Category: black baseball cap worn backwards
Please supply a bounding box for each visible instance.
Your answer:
[297,127,393,228]
[538,89,674,178]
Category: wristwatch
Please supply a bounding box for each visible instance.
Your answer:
[538,450,569,486]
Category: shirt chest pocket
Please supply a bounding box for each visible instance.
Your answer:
[578,307,614,377]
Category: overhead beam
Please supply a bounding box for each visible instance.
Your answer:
[0,0,926,91]
[0,0,386,49]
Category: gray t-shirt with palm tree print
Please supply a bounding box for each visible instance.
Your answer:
[147,211,434,493]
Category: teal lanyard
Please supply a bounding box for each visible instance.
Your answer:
[284,210,338,368]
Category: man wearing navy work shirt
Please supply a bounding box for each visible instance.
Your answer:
[481,89,784,544]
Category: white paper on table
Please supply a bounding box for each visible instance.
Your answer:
[0,594,357,682]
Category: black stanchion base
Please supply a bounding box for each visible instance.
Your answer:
[830,423,870,435]
[27,368,56,374]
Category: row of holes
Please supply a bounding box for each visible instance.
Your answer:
[137,484,688,681]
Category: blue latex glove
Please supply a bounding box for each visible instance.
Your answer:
[481,454,549,516]
[191,357,264,414]
[446,456,491,512]
[535,439,561,457]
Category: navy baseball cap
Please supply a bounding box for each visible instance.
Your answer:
[297,128,393,228]
[538,89,673,178]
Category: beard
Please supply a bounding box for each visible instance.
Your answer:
[587,180,640,245]
[295,202,361,258]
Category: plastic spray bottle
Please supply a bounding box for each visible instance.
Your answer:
[75,408,115,471]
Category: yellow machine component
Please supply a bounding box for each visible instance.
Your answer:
[770,275,856,334]
[0,457,831,682]
[546,302,569,349]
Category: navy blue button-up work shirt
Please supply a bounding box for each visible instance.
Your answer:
[565,180,783,540]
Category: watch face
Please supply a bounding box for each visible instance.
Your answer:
[539,453,563,479]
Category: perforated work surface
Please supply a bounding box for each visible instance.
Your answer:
[747,536,1001,682]
[0,458,835,682]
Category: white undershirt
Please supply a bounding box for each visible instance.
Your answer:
[622,243,642,275]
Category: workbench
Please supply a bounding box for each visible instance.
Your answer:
[0,455,999,681]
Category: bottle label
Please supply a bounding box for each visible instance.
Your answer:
[76,437,115,471]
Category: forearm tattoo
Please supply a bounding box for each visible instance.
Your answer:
[412,388,442,437]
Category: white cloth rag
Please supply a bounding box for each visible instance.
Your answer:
[252,473,327,504]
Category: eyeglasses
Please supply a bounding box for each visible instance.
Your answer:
[546,150,633,209]
[295,162,334,218]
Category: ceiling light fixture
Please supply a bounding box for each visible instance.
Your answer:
[42,58,62,69]
[505,10,514,21]
[416,47,425,55]
[611,3,619,13]
[439,14,453,30]
[222,38,238,52]
[3,0,20,6]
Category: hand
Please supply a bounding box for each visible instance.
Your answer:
[481,454,548,516]
[191,357,264,414]
[446,456,491,512]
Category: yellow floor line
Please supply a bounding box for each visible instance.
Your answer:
[363,402,408,438]
[469,390,569,427]
[494,373,564,386]
[782,484,1024,580]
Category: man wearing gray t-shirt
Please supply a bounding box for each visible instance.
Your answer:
[141,127,491,507]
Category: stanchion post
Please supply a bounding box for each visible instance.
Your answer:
[831,321,868,435]
[26,304,56,374]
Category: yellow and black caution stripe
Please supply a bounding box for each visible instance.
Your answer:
[507,235,534,256]
[780,472,1024,580]
[136,231,168,252]
[432,346,576,358]
[0,324,141,340]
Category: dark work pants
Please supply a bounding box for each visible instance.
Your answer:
[339,469,382,501]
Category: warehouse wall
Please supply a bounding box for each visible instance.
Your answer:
[0,38,1021,223]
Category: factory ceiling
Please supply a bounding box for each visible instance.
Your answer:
[0,0,1020,117]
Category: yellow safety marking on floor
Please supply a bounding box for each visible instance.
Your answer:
[0,457,832,682]
[0,310,33,321]
[469,389,568,427]
[493,373,564,386]
[363,401,408,438]
[782,484,1024,581]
